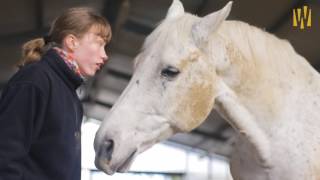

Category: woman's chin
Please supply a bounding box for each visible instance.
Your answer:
[82,70,96,77]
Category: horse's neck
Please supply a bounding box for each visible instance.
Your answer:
[215,20,320,126]
[212,22,320,177]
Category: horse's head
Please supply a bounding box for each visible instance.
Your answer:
[94,0,232,174]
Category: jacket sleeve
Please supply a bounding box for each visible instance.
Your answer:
[0,82,46,179]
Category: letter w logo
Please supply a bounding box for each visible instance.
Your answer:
[293,6,312,29]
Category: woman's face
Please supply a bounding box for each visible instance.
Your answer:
[73,28,108,77]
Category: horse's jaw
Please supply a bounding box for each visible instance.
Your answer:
[94,113,175,175]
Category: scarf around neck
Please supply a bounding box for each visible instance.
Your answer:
[53,47,84,79]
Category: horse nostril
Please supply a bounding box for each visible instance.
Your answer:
[102,140,114,161]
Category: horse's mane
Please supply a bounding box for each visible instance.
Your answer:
[217,20,320,90]
[217,20,302,68]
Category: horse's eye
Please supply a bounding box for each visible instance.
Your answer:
[161,66,180,79]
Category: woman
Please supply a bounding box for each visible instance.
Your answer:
[0,7,111,180]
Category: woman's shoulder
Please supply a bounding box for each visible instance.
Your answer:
[6,62,52,94]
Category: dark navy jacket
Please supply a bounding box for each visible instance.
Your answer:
[0,49,83,180]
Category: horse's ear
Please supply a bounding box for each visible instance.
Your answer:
[166,0,184,19]
[192,1,233,45]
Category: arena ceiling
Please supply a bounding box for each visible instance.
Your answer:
[0,0,318,157]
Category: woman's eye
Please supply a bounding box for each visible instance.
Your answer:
[96,39,105,47]
[161,66,180,80]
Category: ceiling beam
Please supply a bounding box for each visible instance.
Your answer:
[89,169,184,176]
[82,97,113,109]
[191,129,228,142]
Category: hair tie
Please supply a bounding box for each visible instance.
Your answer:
[43,35,51,45]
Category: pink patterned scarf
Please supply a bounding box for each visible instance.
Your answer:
[53,47,84,79]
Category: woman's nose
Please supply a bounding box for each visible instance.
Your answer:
[102,50,108,63]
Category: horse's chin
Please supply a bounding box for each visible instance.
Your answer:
[94,158,115,175]
[95,149,137,175]
[116,149,137,173]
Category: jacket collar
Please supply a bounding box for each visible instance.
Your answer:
[43,49,83,90]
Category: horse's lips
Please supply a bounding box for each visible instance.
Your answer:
[95,157,115,175]
[95,149,137,175]
[116,149,137,173]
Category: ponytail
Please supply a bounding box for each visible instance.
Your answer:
[18,38,45,67]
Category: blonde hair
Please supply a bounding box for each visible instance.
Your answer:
[19,7,112,67]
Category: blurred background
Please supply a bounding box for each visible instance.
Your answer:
[0,0,318,179]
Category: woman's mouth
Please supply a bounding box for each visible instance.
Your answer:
[95,63,103,70]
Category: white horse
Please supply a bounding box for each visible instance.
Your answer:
[94,1,320,179]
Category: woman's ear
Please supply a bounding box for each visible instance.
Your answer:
[63,34,79,52]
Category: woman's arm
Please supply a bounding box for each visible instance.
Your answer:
[0,82,45,179]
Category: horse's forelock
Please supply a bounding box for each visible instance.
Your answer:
[135,14,199,67]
